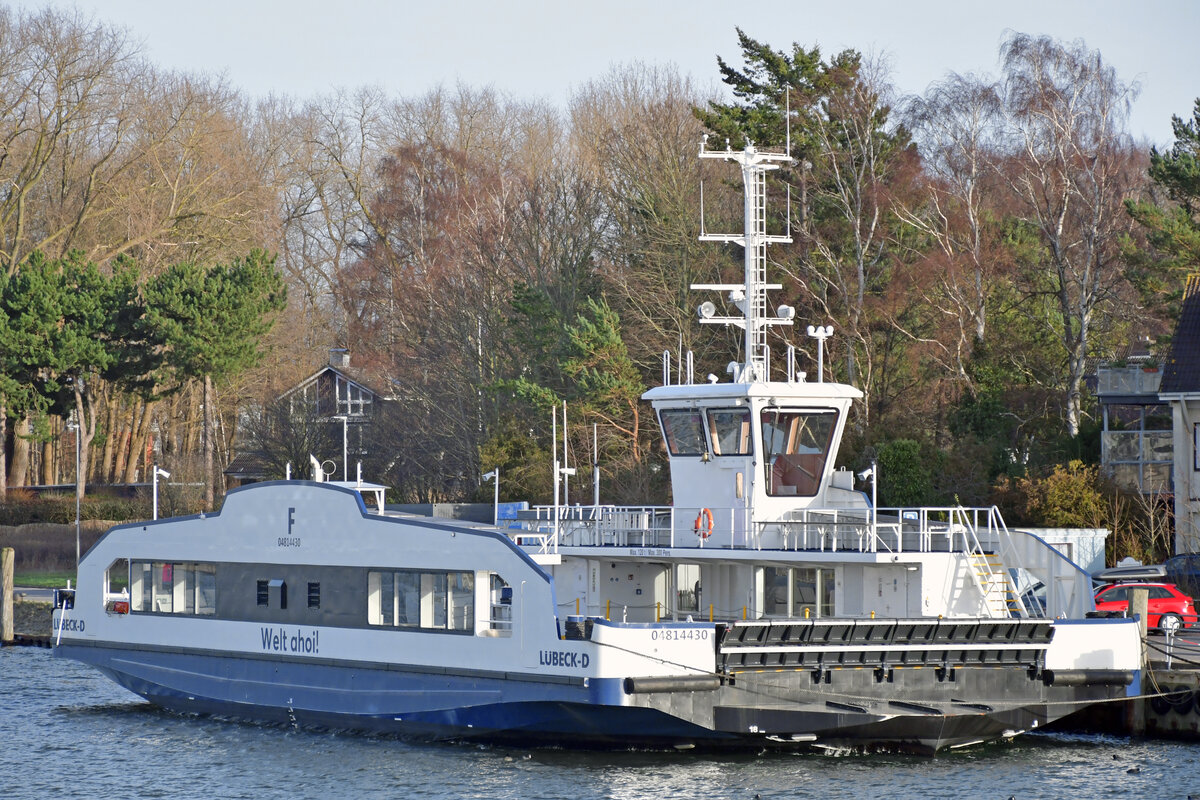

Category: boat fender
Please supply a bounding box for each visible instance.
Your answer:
[1040,669,1134,687]
[624,675,721,694]
[694,508,714,539]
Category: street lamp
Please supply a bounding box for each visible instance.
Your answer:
[153,466,171,520]
[66,421,80,567]
[482,469,499,527]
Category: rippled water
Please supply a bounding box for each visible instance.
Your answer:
[4,646,1200,800]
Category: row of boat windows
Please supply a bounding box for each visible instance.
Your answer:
[367,570,474,632]
[119,561,507,636]
[131,561,216,615]
[659,407,838,497]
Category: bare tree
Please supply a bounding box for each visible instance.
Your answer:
[999,32,1142,436]
[570,63,723,375]
[901,73,1005,379]
[0,6,139,272]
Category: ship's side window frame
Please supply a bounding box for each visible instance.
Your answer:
[128,560,217,616]
[706,408,752,456]
[760,408,838,497]
[367,569,474,634]
[762,566,835,618]
[659,409,707,456]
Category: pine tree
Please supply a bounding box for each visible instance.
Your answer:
[1125,99,1200,316]
[142,250,286,507]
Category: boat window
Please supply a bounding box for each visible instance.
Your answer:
[763,566,835,618]
[308,582,321,609]
[129,561,217,616]
[396,571,421,626]
[104,559,129,597]
[368,569,474,634]
[659,409,706,456]
[706,409,752,456]
[760,409,838,497]
[488,574,513,635]
[676,564,701,613]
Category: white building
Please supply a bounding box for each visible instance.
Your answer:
[1160,274,1200,553]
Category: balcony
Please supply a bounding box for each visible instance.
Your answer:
[1097,365,1163,397]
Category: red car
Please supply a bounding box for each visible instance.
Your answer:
[1093,582,1197,633]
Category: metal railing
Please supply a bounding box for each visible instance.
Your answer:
[513,504,1017,554]
[509,503,1094,619]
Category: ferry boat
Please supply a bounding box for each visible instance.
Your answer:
[53,140,1142,754]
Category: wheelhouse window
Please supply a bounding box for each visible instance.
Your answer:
[760,409,838,496]
[659,409,706,456]
[706,408,752,456]
[130,561,216,616]
[368,569,474,633]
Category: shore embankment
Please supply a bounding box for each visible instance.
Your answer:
[2,600,53,646]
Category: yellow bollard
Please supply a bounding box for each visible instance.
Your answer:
[742,606,747,620]
[805,607,810,619]
[709,603,714,622]
[871,610,875,619]
[606,599,611,620]
[656,601,661,622]
[576,597,580,615]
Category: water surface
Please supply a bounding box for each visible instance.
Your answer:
[4,647,1197,799]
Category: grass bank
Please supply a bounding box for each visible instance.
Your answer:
[0,521,112,574]
[13,571,75,588]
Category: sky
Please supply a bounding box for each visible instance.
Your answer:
[21,0,1200,147]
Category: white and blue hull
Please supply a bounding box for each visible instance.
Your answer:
[53,481,1143,754]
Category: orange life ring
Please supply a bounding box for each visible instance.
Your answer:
[694,507,714,539]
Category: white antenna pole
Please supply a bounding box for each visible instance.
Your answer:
[552,405,560,540]
[785,87,793,245]
[592,423,600,506]
[562,400,569,505]
[807,325,834,383]
[785,86,791,156]
[677,334,683,385]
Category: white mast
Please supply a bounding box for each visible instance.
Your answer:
[694,137,796,383]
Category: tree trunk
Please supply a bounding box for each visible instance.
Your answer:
[41,436,54,486]
[122,400,156,484]
[112,408,130,485]
[100,394,119,482]
[74,387,98,503]
[9,416,29,487]
[186,385,201,455]
[204,374,215,509]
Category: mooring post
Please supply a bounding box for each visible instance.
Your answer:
[1,547,13,644]
[1127,586,1149,736]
